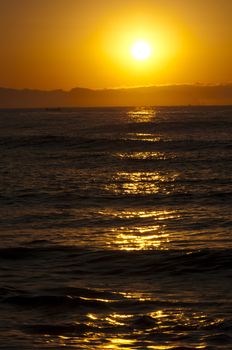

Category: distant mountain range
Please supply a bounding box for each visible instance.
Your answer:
[0,84,232,108]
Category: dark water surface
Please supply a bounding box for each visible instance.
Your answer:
[0,106,232,349]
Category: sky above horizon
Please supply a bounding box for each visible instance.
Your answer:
[0,0,231,90]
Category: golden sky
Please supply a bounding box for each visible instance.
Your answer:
[0,0,231,90]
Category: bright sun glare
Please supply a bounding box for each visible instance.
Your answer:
[131,40,152,61]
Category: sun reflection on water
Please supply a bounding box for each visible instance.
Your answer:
[112,229,169,250]
[43,305,215,349]
[98,209,177,220]
[96,208,179,250]
[104,338,136,349]
[116,151,168,160]
[40,287,219,348]
[105,171,177,196]
[125,133,161,142]
[127,107,156,122]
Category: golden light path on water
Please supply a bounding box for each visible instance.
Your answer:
[103,170,178,250]
[125,133,162,142]
[43,305,215,349]
[101,107,179,251]
[116,151,167,160]
[127,108,157,122]
[97,209,178,250]
[105,171,177,196]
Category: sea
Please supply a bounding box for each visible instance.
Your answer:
[0,106,231,349]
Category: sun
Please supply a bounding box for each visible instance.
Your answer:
[131,40,152,61]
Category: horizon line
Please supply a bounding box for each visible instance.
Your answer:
[1,82,232,93]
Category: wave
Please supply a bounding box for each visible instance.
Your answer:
[2,284,232,349]
[0,246,231,277]
[1,190,231,208]
[1,134,231,151]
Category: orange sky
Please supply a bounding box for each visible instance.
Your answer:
[0,0,231,90]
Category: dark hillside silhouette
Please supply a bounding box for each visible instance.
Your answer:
[0,84,231,108]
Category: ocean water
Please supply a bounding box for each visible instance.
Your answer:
[0,106,231,349]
